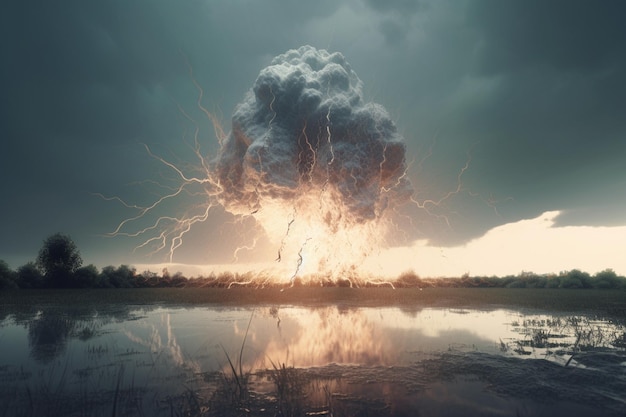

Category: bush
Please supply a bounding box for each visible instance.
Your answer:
[395,270,422,288]
[559,277,582,289]
[16,262,44,289]
[594,269,621,289]
[74,265,100,288]
[546,277,561,288]
[505,279,526,288]
[99,265,136,288]
[0,260,17,290]
[524,275,547,288]
[559,270,590,289]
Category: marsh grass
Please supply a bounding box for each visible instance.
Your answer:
[612,331,626,348]
[206,313,345,416]
[209,312,255,414]
[266,360,306,417]
[2,339,624,417]
[504,314,626,366]
[160,386,208,417]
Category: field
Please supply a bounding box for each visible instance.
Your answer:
[2,286,626,310]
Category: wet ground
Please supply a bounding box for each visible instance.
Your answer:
[1,288,625,416]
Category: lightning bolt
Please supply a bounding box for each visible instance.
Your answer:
[183,51,227,146]
[276,215,295,262]
[318,104,335,213]
[408,156,469,228]
[299,120,317,182]
[325,105,335,167]
[99,68,227,265]
[100,48,506,288]
[290,237,311,285]
[232,237,259,263]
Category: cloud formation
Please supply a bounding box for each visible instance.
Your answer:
[216,46,411,222]
[370,211,626,277]
[1,1,625,272]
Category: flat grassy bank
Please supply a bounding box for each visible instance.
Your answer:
[1,287,625,316]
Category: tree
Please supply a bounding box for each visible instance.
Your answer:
[37,233,83,288]
[559,269,589,289]
[594,269,622,289]
[0,260,17,289]
[99,265,136,288]
[16,262,44,289]
[74,264,100,288]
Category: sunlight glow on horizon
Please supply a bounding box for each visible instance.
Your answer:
[132,210,626,279]
[367,210,626,277]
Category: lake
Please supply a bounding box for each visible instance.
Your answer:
[1,288,625,416]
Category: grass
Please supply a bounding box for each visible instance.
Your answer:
[502,313,626,365]
[2,336,624,417]
[3,288,626,317]
[206,312,340,416]
[215,312,254,411]
[266,360,306,417]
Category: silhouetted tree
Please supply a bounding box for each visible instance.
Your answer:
[395,270,422,288]
[169,271,188,287]
[100,264,136,288]
[74,264,100,288]
[559,269,590,289]
[0,260,17,289]
[136,270,159,287]
[594,269,623,289]
[16,262,44,289]
[546,275,561,288]
[37,233,83,288]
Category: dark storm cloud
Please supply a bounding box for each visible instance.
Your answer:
[379,18,410,45]
[457,0,626,230]
[1,0,186,145]
[0,0,349,266]
[1,0,625,268]
[0,0,196,263]
[363,0,422,45]
[216,46,411,221]
[364,0,422,14]
[467,0,626,75]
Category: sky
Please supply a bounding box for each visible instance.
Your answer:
[1,0,625,276]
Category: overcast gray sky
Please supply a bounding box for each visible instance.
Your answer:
[2,0,625,271]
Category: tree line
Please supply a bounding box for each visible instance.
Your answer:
[394,270,626,290]
[0,233,187,289]
[1,233,625,290]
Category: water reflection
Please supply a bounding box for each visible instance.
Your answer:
[3,303,626,368]
[259,306,397,366]
[1,300,625,416]
[27,312,75,363]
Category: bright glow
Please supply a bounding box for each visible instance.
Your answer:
[134,210,626,279]
[261,308,517,366]
[107,46,456,285]
[368,210,626,277]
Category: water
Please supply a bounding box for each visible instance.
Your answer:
[1,289,625,416]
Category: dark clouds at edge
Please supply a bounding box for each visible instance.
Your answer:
[463,0,626,228]
[1,0,626,267]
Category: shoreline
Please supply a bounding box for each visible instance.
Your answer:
[1,287,625,316]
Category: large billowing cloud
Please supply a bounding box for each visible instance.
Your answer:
[216,46,411,223]
[172,45,418,280]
